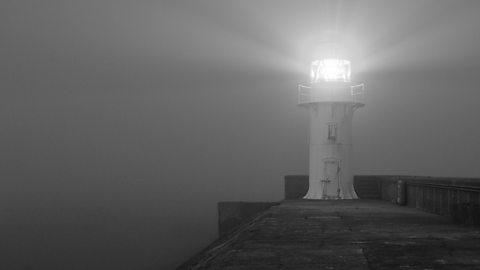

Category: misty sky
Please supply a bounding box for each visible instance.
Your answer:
[2,1,480,269]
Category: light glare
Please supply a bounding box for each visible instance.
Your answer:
[310,59,351,83]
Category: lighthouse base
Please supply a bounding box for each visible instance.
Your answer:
[303,180,358,200]
[303,190,358,200]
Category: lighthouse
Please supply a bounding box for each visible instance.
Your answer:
[299,59,365,199]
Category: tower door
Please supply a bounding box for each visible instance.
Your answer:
[322,161,340,199]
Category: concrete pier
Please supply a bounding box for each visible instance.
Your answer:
[179,200,480,269]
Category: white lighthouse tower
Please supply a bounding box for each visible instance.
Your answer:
[299,59,365,199]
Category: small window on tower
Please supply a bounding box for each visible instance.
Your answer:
[328,123,337,140]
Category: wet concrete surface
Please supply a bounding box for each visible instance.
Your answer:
[185,199,480,269]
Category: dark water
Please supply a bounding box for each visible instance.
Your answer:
[0,174,287,270]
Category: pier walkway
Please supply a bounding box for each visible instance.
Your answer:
[181,200,480,269]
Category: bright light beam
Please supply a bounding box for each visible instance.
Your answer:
[310,59,351,83]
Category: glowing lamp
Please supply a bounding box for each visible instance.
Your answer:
[310,59,351,83]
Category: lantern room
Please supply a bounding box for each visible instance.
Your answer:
[310,59,351,83]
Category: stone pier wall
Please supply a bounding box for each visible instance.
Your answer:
[217,202,278,236]
[284,175,480,226]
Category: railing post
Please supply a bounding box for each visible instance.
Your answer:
[396,180,406,205]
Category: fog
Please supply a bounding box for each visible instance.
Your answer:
[2,1,480,269]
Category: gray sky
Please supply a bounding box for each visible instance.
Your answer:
[2,1,480,269]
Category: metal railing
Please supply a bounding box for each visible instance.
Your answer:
[405,180,480,225]
[351,84,365,104]
[407,182,480,193]
[297,84,311,104]
[297,83,365,105]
